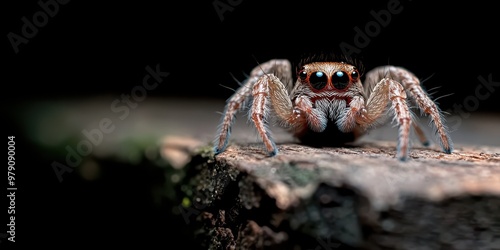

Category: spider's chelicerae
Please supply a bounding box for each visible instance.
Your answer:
[213,54,453,161]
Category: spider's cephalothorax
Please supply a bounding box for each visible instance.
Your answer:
[214,57,453,161]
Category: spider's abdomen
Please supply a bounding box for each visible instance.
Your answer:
[294,120,356,147]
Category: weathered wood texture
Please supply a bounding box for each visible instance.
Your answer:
[165,137,500,250]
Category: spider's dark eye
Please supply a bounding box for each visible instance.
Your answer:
[309,71,327,90]
[351,70,359,80]
[332,71,349,90]
[299,71,307,80]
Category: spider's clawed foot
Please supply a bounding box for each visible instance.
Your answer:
[213,146,224,155]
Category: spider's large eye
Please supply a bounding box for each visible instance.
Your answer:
[309,71,327,90]
[332,71,349,90]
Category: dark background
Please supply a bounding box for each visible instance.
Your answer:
[4,0,500,110]
[3,0,500,248]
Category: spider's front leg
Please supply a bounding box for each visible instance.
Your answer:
[214,59,296,156]
[213,77,253,155]
[352,66,453,161]
[250,75,284,156]
[363,78,412,160]
[365,66,453,154]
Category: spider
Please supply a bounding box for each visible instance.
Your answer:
[213,54,453,161]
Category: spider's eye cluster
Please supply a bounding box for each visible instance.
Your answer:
[299,67,360,90]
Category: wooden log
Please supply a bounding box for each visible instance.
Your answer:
[165,137,500,250]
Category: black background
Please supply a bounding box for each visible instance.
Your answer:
[4,0,500,111]
[3,0,500,248]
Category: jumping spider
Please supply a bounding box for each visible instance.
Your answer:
[213,54,453,161]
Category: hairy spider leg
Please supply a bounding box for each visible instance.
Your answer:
[365,66,453,154]
[214,59,294,155]
[213,82,253,154]
[353,77,412,161]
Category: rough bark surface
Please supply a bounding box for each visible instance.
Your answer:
[165,136,500,250]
